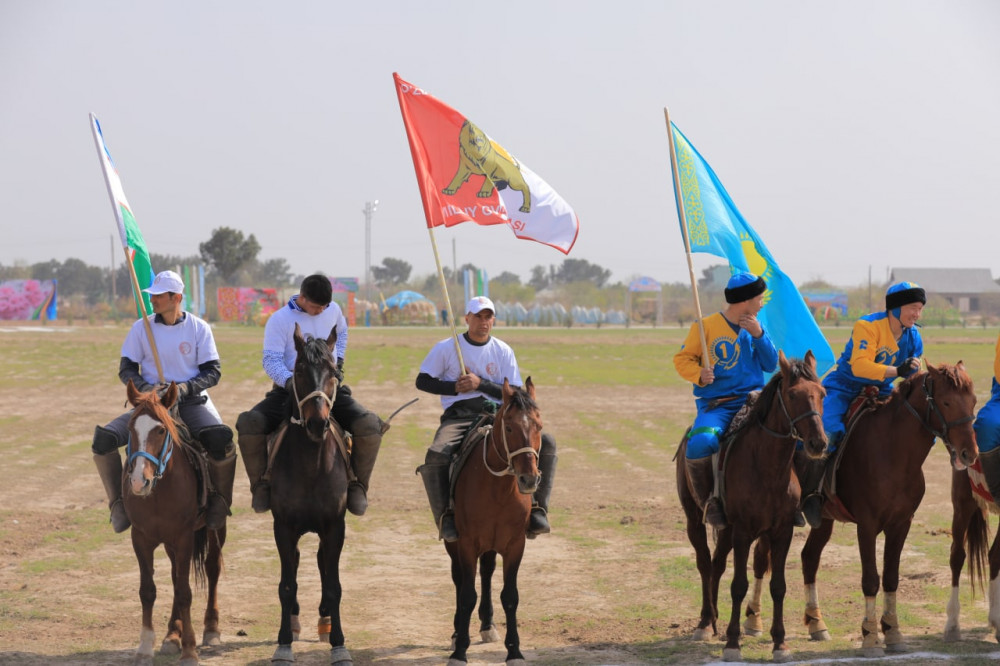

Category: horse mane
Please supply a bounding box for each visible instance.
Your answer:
[299,335,332,367]
[131,391,180,442]
[505,385,539,415]
[889,362,972,407]
[728,357,819,438]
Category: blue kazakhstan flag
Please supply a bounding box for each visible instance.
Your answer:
[670,122,835,376]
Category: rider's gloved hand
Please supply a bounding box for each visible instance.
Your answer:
[895,357,920,378]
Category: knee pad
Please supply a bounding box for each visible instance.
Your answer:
[687,427,721,460]
[91,425,122,455]
[198,424,234,459]
[425,449,451,467]
[236,410,268,436]
[351,411,384,438]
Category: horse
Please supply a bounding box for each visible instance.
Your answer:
[676,350,827,662]
[798,361,978,657]
[122,380,225,666]
[268,323,353,665]
[944,460,1000,642]
[444,377,543,666]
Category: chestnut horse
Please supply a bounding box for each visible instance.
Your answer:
[269,324,353,665]
[798,361,978,657]
[123,380,225,666]
[676,350,827,663]
[445,377,543,666]
[944,462,1000,642]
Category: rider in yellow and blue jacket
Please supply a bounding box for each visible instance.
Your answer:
[974,332,1000,504]
[675,272,778,528]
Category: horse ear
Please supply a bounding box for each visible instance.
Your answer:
[327,326,338,350]
[126,379,140,406]
[778,349,790,374]
[293,322,305,350]
[956,360,965,372]
[502,377,514,400]
[161,382,179,409]
[524,376,535,399]
[804,349,816,369]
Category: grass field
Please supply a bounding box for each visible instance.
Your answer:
[1,322,999,665]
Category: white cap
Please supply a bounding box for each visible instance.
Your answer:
[143,270,185,295]
[465,296,495,315]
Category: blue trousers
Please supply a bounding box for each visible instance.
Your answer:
[685,399,744,460]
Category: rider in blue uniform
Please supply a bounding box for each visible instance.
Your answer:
[799,281,925,527]
[675,272,778,529]
[974,332,1000,503]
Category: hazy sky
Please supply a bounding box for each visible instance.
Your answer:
[2,1,998,289]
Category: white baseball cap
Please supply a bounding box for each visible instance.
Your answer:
[466,296,495,315]
[143,270,185,295]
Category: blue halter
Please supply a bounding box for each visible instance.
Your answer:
[126,429,175,482]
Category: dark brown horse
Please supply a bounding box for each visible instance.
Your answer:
[799,361,978,657]
[676,350,827,662]
[123,380,225,666]
[445,377,543,666]
[269,324,353,665]
[944,460,1000,642]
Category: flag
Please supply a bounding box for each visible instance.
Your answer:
[89,113,155,316]
[670,122,836,376]
[393,73,579,254]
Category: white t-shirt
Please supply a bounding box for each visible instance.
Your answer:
[420,334,522,410]
[263,298,348,378]
[121,313,219,387]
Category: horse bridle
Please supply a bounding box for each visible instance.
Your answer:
[482,403,540,477]
[759,377,822,442]
[289,371,338,431]
[126,426,174,483]
[902,372,975,446]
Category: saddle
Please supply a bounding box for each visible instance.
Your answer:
[264,418,353,482]
[966,460,1000,513]
[714,392,759,513]
[165,408,212,520]
[448,411,497,500]
[820,386,883,523]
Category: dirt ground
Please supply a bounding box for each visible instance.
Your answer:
[2,326,999,665]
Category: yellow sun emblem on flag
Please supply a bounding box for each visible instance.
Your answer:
[739,232,772,305]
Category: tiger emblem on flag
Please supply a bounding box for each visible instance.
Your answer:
[443,120,532,213]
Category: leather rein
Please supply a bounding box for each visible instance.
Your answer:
[481,403,539,477]
[758,376,822,442]
[902,372,974,446]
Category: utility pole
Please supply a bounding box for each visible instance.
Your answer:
[363,200,378,303]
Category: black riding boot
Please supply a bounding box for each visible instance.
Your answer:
[94,448,130,533]
[417,453,458,542]
[346,413,388,516]
[527,448,557,538]
[795,449,828,529]
[979,448,1000,505]
[236,410,271,513]
[686,456,726,529]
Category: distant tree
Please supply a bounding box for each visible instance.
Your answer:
[199,227,261,282]
[30,259,61,281]
[528,265,550,291]
[0,263,31,280]
[553,258,611,287]
[371,257,412,286]
[493,271,521,286]
[252,257,295,286]
[51,258,106,304]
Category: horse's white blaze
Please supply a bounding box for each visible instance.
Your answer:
[136,626,155,656]
[945,586,960,634]
[989,577,1000,631]
[130,414,160,493]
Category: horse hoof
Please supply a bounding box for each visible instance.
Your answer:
[943,626,961,642]
[160,638,181,655]
[272,644,295,664]
[885,642,908,653]
[203,631,221,647]
[809,629,831,641]
[722,647,742,662]
[861,646,884,658]
[481,624,500,643]
[691,627,712,641]
[743,627,762,637]
[772,648,793,663]
[330,645,352,665]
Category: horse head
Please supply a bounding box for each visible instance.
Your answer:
[493,377,543,494]
[125,379,180,496]
[291,323,340,442]
[909,360,978,470]
[776,349,827,458]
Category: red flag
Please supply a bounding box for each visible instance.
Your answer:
[394,73,579,254]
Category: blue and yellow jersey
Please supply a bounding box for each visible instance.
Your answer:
[823,311,923,395]
[674,312,778,401]
[989,333,1000,402]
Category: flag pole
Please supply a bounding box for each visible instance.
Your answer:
[665,107,709,369]
[427,227,466,371]
[90,113,164,383]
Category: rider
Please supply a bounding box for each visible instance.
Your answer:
[674,272,777,529]
[802,281,925,527]
[973,332,1000,503]
[236,274,386,516]
[91,270,236,532]
[415,296,557,542]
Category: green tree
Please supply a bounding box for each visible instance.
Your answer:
[553,258,611,287]
[528,265,551,291]
[199,227,261,282]
[371,257,412,286]
[493,271,521,285]
[251,257,295,286]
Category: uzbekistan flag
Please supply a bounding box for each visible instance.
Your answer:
[394,73,579,254]
[89,113,155,316]
[670,121,836,376]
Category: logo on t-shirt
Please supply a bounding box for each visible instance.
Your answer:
[485,361,499,377]
[179,341,193,356]
[874,347,897,365]
[712,335,740,371]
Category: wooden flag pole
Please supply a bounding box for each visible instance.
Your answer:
[427,227,466,371]
[124,250,165,384]
[665,107,709,370]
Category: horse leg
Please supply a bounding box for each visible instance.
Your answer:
[319,520,350,665]
[272,522,301,664]
[162,540,198,666]
[744,537,770,637]
[499,542,527,665]
[800,518,834,641]
[989,530,1000,642]
[448,543,478,666]
[879,519,912,653]
[684,505,717,640]
[131,534,157,666]
[290,546,301,641]
[945,477,976,642]
[203,527,224,647]
[767,528,793,663]
[857,523,884,657]
[722,529,751,662]
[711,527,733,639]
[317,543,331,643]
[478,551,500,642]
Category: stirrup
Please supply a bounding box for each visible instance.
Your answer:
[802,495,824,529]
[251,482,270,514]
[346,482,368,516]
[702,498,727,529]
[109,499,131,533]
[527,507,550,539]
[439,513,459,542]
[205,494,230,530]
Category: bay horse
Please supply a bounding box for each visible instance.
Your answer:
[445,377,543,666]
[798,361,978,657]
[676,350,827,662]
[944,461,1000,642]
[269,323,353,665]
[123,380,225,666]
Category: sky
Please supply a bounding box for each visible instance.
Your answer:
[1,0,998,290]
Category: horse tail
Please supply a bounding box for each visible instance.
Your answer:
[192,526,209,589]
[965,506,989,597]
